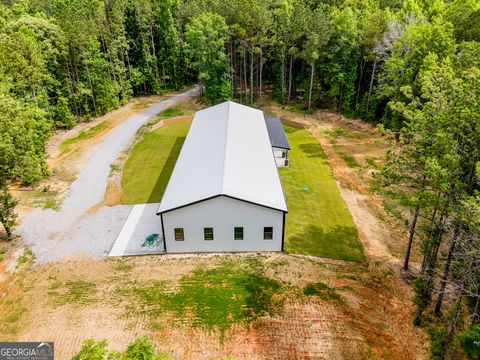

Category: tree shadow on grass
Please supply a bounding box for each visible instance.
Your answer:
[299,143,328,159]
[147,136,185,203]
[286,224,364,262]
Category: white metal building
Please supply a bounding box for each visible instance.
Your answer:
[265,116,291,167]
[157,101,288,253]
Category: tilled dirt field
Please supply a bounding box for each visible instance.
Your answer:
[1,254,426,359]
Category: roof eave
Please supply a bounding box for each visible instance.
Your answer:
[272,144,291,150]
[156,193,288,215]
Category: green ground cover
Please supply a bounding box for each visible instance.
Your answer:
[121,121,190,204]
[59,121,109,153]
[155,104,193,119]
[117,261,284,334]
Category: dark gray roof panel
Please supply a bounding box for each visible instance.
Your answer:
[264,116,290,150]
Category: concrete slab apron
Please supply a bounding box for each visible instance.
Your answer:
[109,203,164,256]
[17,88,197,264]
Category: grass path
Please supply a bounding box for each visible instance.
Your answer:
[279,126,364,261]
[120,120,364,261]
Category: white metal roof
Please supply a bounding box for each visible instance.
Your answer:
[157,101,288,214]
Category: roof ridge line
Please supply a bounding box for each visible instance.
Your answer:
[219,101,231,194]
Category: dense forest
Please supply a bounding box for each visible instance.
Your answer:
[0,0,479,357]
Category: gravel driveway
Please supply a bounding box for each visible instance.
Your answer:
[17,88,197,264]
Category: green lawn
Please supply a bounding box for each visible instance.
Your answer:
[117,261,283,335]
[279,126,364,261]
[59,121,109,153]
[121,121,190,204]
[155,104,193,119]
[120,122,364,261]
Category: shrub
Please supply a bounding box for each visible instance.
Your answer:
[16,248,33,267]
[72,339,108,360]
[427,325,448,360]
[458,324,480,359]
[123,337,163,360]
[72,338,169,360]
[0,185,17,238]
[412,277,433,325]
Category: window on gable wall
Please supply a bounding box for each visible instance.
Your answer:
[174,228,184,241]
[264,227,273,240]
[234,227,244,240]
[204,227,214,240]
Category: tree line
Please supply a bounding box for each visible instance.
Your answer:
[0,0,479,356]
[0,0,195,237]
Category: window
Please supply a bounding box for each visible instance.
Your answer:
[204,227,214,240]
[234,227,244,240]
[174,228,184,241]
[281,150,287,158]
[264,227,273,240]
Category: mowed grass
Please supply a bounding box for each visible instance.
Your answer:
[121,121,190,204]
[120,121,363,261]
[279,126,364,262]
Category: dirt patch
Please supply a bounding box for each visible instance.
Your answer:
[149,115,193,132]
[87,177,124,214]
[45,95,166,163]
[278,117,306,129]
[309,125,396,262]
[250,302,343,359]
[308,115,418,263]
[164,115,194,126]
[0,239,25,283]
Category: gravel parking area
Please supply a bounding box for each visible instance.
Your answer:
[17,88,196,264]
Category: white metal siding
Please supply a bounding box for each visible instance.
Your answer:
[272,147,288,167]
[162,196,284,253]
[273,148,285,157]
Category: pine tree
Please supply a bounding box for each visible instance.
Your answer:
[0,183,17,239]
